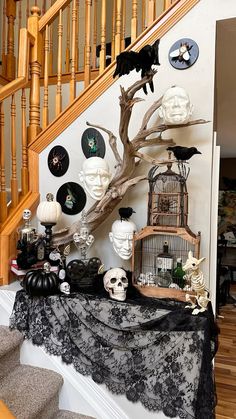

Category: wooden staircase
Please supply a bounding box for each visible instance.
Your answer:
[0,0,199,285]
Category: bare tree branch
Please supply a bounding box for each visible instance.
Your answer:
[139,97,163,132]
[134,151,176,166]
[52,73,209,247]
[133,136,175,151]
[86,121,122,167]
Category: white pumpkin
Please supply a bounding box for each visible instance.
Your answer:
[37,193,62,224]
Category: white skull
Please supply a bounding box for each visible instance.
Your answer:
[59,282,70,295]
[103,268,128,301]
[58,268,66,280]
[23,209,31,220]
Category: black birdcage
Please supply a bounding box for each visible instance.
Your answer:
[147,159,189,227]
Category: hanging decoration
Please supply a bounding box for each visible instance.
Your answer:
[168,38,199,69]
[47,145,69,177]
[56,182,86,215]
[81,128,106,158]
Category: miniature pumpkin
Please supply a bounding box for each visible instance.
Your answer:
[22,262,59,297]
[36,193,62,224]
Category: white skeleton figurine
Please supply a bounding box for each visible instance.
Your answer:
[183,251,211,315]
[73,211,94,260]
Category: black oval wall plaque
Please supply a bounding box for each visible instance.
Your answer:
[56,182,86,215]
[81,128,105,158]
[48,145,69,177]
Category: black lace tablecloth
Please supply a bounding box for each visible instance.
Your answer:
[10,289,218,419]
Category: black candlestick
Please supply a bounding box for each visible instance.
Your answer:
[41,222,56,259]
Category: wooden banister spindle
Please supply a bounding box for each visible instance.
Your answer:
[99,0,106,74]
[43,25,49,129]
[65,3,71,73]
[84,0,92,88]
[75,0,79,71]
[21,88,29,196]
[164,0,174,9]
[121,0,126,50]
[92,0,98,69]
[147,0,155,26]
[27,6,42,143]
[56,9,63,116]
[49,0,53,75]
[6,0,17,80]
[0,103,8,223]
[142,0,146,31]
[70,0,76,102]
[115,0,122,57]
[10,94,18,208]
[131,0,138,42]
[111,0,116,61]
[17,0,22,75]
[1,0,7,77]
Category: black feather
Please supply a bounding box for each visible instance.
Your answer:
[113,39,160,94]
[118,207,136,221]
[166,146,202,161]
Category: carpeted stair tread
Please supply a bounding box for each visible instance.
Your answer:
[54,411,96,419]
[0,326,23,357]
[0,326,23,380]
[0,364,63,419]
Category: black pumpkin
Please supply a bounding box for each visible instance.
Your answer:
[22,263,59,297]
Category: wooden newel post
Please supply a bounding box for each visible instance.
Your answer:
[27,6,42,143]
[6,0,17,80]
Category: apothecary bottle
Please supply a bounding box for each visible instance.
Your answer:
[156,241,173,287]
[172,258,185,289]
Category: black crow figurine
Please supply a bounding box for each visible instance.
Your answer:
[119,207,136,221]
[166,146,202,161]
[113,39,160,94]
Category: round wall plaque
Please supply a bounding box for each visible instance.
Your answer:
[168,38,199,70]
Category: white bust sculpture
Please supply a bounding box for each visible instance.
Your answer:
[79,157,111,201]
[159,86,193,125]
[109,219,137,260]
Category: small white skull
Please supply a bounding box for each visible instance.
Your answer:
[59,281,70,295]
[103,268,128,301]
[23,209,31,220]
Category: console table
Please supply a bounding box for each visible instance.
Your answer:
[9,289,218,419]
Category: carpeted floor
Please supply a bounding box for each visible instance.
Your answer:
[0,325,95,419]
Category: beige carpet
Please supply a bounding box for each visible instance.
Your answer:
[0,326,95,419]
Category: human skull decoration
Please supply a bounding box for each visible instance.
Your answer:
[59,281,70,295]
[23,209,31,220]
[103,268,128,301]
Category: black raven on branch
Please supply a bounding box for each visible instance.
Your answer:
[113,39,160,94]
[166,146,202,161]
[118,207,136,221]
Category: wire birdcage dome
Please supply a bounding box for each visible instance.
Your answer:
[147,159,189,227]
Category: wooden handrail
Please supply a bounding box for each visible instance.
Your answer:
[38,0,71,31]
[0,28,34,102]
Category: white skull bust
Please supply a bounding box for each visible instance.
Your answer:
[59,281,70,295]
[23,208,31,220]
[103,268,128,301]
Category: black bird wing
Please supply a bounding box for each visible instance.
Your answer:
[113,51,140,78]
[138,39,160,73]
